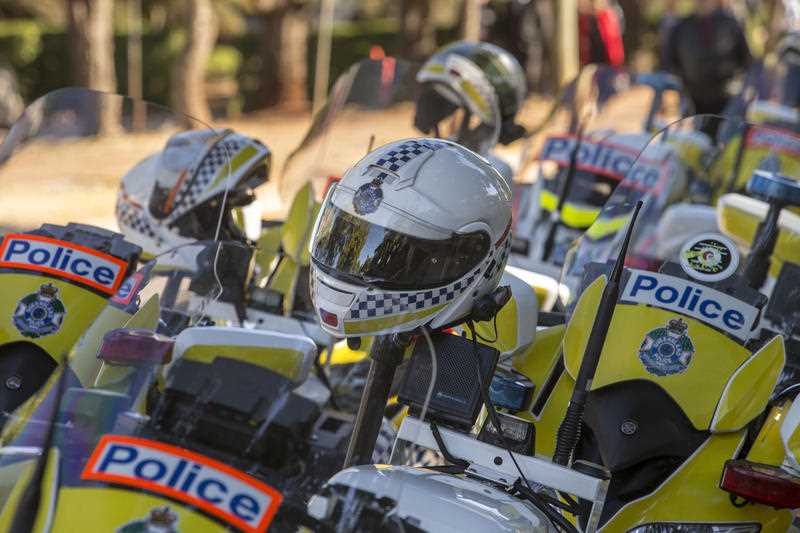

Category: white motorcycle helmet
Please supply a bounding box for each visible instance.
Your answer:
[116,129,270,256]
[309,138,512,337]
[414,41,527,155]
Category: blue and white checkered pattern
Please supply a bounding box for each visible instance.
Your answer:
[349,269,481,320]
[370,140,446,183]
[170,137,244,220]
[484,235,511,280]
[116,194,157,239]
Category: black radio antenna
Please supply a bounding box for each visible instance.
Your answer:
[553,200,643,466]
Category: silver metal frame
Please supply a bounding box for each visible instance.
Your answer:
[393,416,609,532]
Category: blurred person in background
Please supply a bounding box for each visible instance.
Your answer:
[658,0,680,70]
[579,0,625,67]
[665,0,751,117]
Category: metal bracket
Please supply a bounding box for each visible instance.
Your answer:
[394,416,608,532]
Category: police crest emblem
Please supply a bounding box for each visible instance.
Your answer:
[117,506,179,533]
[638,318,694,376]
[13,283,66,338]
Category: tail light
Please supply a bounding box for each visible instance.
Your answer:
[719,459,800,509]
[97,328,173,366]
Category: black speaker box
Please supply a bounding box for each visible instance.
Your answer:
[398,332,499,429]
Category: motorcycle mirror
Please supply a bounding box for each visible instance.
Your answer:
[97,328,174,366]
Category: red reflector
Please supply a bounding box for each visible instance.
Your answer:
[97,328,174,366]
[720,459,800,509]
[319,309,339,327]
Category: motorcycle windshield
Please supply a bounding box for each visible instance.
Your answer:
[279,55,504,206]
[513,67,695,268]
[0,89,238,421]
[561,113,800,340]
[0,91,317,530]
[0,234,334,531]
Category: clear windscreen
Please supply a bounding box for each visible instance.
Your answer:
[0,238,326,531]
[512,67,695,271]
[279,57,421,205]
[559,114,800,319]
[279,55,507,209]
[516,65,690,183]
[0,91,320,530]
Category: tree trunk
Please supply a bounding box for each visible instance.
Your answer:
[257,2,309,112]
[399,0,435,61]
[67,0,118,133]
[279,4,309,112]
[172,0,218,126]
[461,0,482,42]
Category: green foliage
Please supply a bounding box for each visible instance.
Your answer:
[207,45,243,79]
[0,16,459,114]
[0,19,44,66]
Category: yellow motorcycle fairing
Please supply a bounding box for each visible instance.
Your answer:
[749,402,793,465]
[255,182,320,315]
[515,272,792,528]
[561,275,774,431]
[601,431,792,532]
[0,448,60,532]
[49,487,222,532]
[0,274,107,366]
[253,221,284,283]
[0,295,157,446]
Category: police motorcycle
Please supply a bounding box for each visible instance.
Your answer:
[306,117,800,532]
[0,88,238,420]
[0,240,367,532]
[511,65,707,276]
[504,114,800,530]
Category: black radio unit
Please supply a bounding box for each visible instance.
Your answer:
[398,331,499,429]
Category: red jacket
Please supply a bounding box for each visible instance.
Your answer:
[579,8,625,66]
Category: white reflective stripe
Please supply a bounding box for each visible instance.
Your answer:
[621,269,759,341]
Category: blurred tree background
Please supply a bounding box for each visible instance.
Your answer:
[0,0,791,124]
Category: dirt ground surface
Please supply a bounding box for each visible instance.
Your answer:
[0,87,661,235]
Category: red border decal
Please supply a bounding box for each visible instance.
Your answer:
[0,234,127,295]
[81,435,283,533]
[111,272,144,305]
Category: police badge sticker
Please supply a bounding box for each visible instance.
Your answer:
[679,233,739,283]
[13,283,66,338]
[117,506,179,533]
[639,318,695,377]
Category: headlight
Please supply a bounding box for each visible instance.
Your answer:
[627,524,761,533]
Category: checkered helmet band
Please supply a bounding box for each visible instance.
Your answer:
[370,139,446,184]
